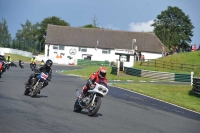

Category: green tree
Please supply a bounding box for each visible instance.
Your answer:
[0,18,12,47]
[151,6,194,51]
[15,20,39,52]
[81,24,96,28]
[39,16,70,52]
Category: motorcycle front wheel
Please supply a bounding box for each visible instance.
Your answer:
[7,65,10,69]
[31,83,42,97]
[88,96,102,117]
[24,88,30,95]
[74,99,83,112]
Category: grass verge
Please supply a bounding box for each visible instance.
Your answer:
[5,53,31,62]
[113,83,200,113]
[63,66,156,81]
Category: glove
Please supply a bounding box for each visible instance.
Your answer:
[90,84,95,89]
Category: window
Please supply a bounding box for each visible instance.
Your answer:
[53,45,59,50]
[120,55,130,62]
[53,45,64,50]
[59,45,65,50]
[79,47,87,52]
[102,49,110,54]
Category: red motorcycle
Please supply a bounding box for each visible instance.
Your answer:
[0,62,3,78]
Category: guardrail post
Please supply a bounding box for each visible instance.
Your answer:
[191,72,194,86]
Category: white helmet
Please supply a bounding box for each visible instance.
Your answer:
[0,52,4,56]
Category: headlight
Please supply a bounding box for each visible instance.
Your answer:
[102,89,107,93]
[98,87,103,91]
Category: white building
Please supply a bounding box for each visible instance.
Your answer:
[45,24,166,67]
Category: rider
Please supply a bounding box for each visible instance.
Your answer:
[79,66,108,98]
[6,55,12,62]
[19,59,23,67]
[0,52,7,73]
[30,56,37,67]
[40,59,45,66]
[25,59,53,90]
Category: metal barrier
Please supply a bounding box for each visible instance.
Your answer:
[124,67,191,82]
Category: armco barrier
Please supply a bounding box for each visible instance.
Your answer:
[175,74,191,82]
[77,59,110,66]
[124,67,191,82]
[192,77,200,94]
[124,67,142,77]
[111,66,118,75]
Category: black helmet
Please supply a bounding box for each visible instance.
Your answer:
[45,59,53,67]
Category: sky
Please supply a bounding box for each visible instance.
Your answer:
[0,0,199,45]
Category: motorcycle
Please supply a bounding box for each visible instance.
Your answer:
[10,61,17,67]
[40,61,45,67]
[30,62,36,71]
[24,72,48,97]
[74,82,109,116]
[6,61,17,69]
[6,61,11,69]
[0,62,3,78]
[19,61,24,69]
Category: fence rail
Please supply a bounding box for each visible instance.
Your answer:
[140,59,200,71]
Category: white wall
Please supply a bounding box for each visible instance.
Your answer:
[123,56,134,67]
[0,47,33,57]
[141,52,162,60]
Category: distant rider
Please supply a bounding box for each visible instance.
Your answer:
[19,59,24,68]
[0,52,7,73]
[30,57,37,68]
[6,55,12,62]
[40,59,45,66]
[79,66,108,98]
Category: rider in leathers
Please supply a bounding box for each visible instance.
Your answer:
[25,59,53,90]
[0,52,7,74]
[79,66,108,98]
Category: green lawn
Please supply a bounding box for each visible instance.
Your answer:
[63,66,155,81]
[5,53,31,62]
[113,83,200,113]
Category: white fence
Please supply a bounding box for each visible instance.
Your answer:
[0,47,33,57]
[0,47,77,65]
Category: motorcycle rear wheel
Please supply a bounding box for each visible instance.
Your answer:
[88,96,102,117]
[74,99,83,112]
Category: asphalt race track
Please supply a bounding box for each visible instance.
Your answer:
[0,63,200,133]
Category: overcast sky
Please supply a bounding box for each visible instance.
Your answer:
[0,0,199,45]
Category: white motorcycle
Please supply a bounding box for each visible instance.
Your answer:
[74,82,109,117]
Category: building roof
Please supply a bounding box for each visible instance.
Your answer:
[46,24,166,53]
